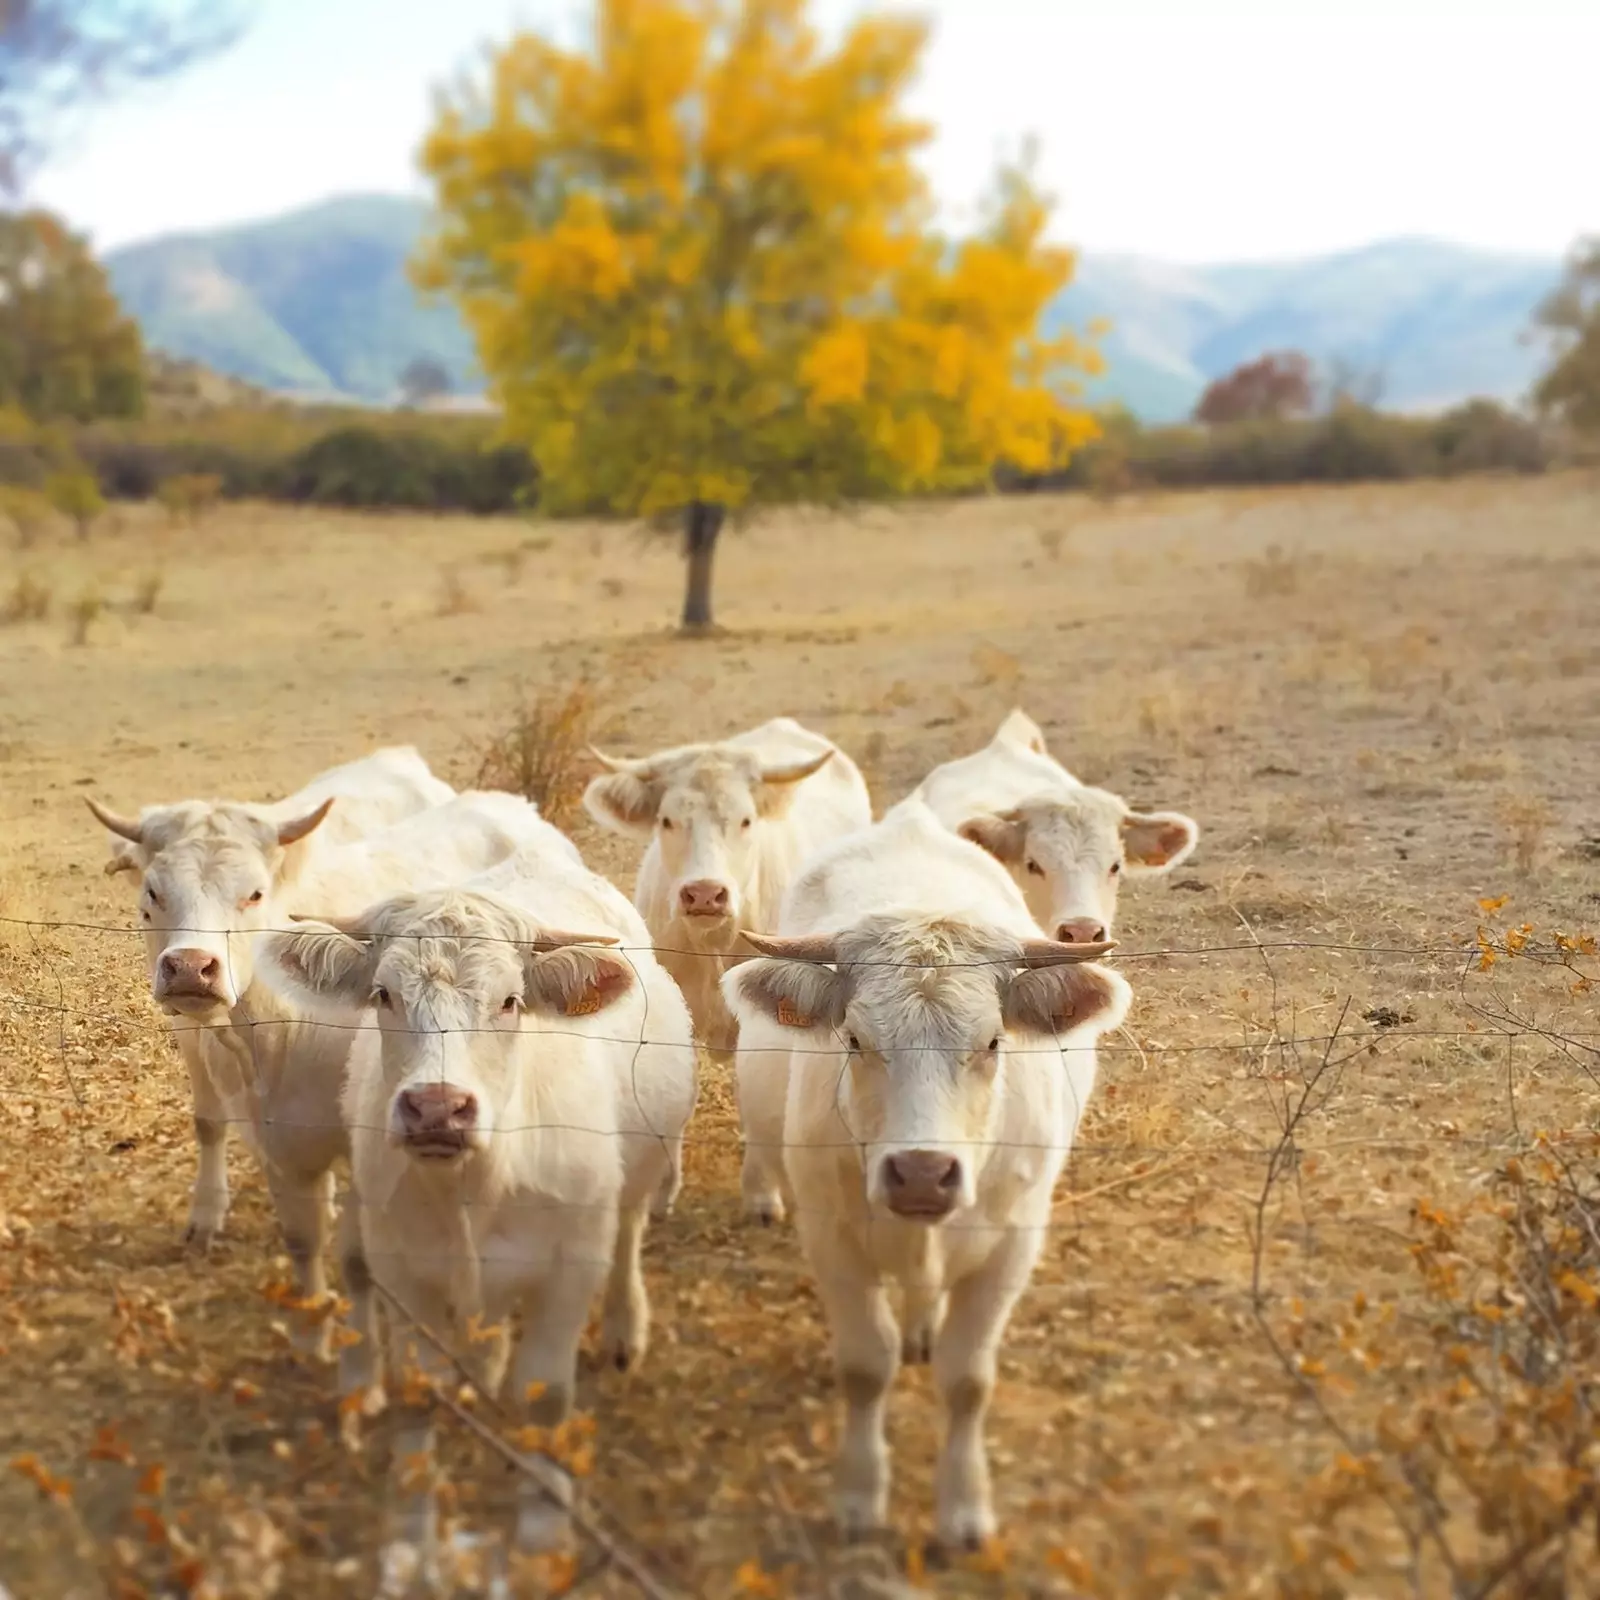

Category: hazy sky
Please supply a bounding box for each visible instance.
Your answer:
[31,0,1598,263]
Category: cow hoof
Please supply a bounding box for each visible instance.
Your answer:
[935,1504,997,1553]
[183,1219,221,1253]
[835,1491,888,1540]
[746,1196,785,1228]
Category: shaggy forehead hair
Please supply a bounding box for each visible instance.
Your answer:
[835,915,1017,1034]
[363,890,533,1000]
[657,750,765,805]
[139,803,283,876]
[1013,785,1129,856]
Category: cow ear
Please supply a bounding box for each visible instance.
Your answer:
[723,958,848,1032]
[105,839,143,877]
[1121,810,1199,874]
[958,813,1027,866]
[1003,961,1130,1039]
[583,771,662,837]
[523,946,637,1017]
[258,922,376,1012]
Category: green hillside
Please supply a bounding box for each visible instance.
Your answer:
[106,195,1563,419]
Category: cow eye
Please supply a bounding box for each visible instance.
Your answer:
[145,887,163,909]
[372,986,391,1008]
[660,817,674,831]
[740,818,752,830]
[1109,861,1123,877]
[246,889,264,905]
[1026,859,1045,877]
[987,1037,1000,1052]
[500,996,520,1016]
[847,1033,861,1053]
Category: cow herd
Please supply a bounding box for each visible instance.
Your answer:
[83,710,1199,1555]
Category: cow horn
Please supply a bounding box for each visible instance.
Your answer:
[740,930,840,963]
[525,929,623,952]
[276,797,335,846]
[1018,936,1117,967]
[85,796,144,844]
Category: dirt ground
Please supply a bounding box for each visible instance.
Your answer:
[1,475,1597,1598]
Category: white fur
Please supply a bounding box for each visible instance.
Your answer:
[271,850,697,1554]
[584,717,872,1051]
[722,798,1131,1546]
[908,710,1198,940]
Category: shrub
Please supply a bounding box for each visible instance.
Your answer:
[1,570,51,622]
[45,468,106,538]
[472,681,604,831]
[0,484,54,547]
[157,472,223,524]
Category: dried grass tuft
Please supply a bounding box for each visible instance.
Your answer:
[473,680,607,829]
[1,570,51,623]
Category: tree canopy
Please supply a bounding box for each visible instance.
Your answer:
[416,0,1100,626]
[1533,237,1600,436]
[0,0,244,191]
[1194,351,1315,426]
[0,208,144,419]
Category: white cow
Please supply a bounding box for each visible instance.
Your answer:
[87,773,573,1368]
[911,710,1198,945]
[259,846,697,1554]
[88,747,456,1247]
[583,717,872,1052]
[722,798,1130,1548]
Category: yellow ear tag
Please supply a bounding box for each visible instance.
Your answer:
[565,986,603,1017]
[776,997,813,1029]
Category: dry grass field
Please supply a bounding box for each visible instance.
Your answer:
[1,475,1598,1598]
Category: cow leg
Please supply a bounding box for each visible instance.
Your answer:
[510,1231,613,1553]
[799,1215,897,1536]
[734,1031,790,1226]
[600,1205,649,1372]
[379,1272,454,1585]
[649,1135,683,1220]
[929,1232,1042,1550]
[336,1187,384,1403]
[266,1163,335,1360]
[182,1044,232,1249]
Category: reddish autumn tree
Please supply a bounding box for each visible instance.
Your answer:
[1193,350,1315,425]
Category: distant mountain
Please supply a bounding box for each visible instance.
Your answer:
[106,195,479,403]
[106,195,1562,420]
[1057,239,1561,421]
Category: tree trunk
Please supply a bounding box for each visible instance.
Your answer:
[681,500,724,632]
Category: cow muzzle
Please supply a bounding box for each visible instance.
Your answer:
[880,1150,963,1222]
[677,879,734,921]
[1054,916,1109,946]
[394,1084,480,1160]
[154,947,232,1012]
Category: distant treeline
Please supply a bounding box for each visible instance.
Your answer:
[0,396,1559,521]
[1002,398,1556,496]
[0,408,537,515]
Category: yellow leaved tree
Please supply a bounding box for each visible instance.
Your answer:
[416,0,1101,629]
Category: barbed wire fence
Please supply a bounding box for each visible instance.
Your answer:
[1,911,1596,1597]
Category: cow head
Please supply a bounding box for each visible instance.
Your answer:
[87,794,336,1015]
[724,916,1129,1223]
[260,890,634,1168]
[584,743,833,934]
[956,786,1197,944]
